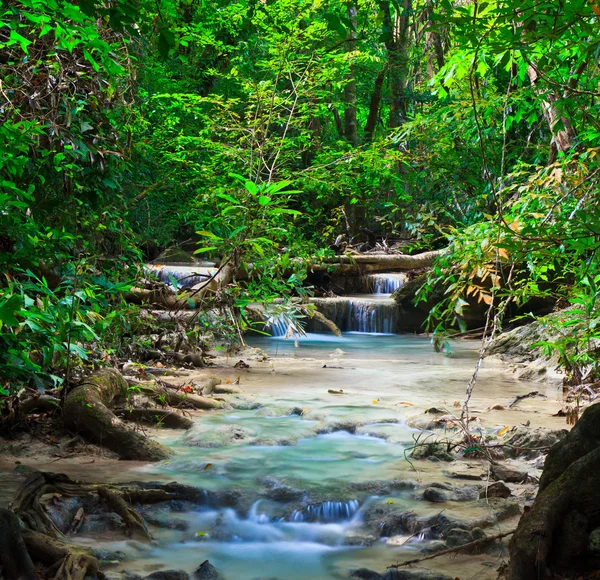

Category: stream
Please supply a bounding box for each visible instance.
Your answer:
[1,277,566,580]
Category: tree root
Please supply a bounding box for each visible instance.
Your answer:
[22,530,99,580]
[97,487,153,541]
[301,307,342,337]
[139,378,226,410]
[8,469,217,580]
[63,369,172,461]
[116,407,194,429]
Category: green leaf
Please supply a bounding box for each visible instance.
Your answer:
[258,195,271,206]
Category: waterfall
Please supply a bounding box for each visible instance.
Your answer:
[346,300,396,333]
[265,315,289,338]
[145,263,217,289]
[367,273,407,294]
[289,500,360,523]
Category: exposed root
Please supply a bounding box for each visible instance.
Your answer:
[62,369,172,461]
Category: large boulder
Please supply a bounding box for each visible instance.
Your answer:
[506,402,600,579]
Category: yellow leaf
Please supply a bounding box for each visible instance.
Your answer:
[204,463,213,470]
[387,500,394,504]
[498,426,510,436]
[498,248,509,259]
[480,293,493,305]
[372,399,379,404]
[195,531,208,537]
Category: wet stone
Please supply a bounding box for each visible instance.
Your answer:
[145,571,190,580]
[504,427,568,459]
[410,443,454,462]
[422,482,480,502]
[350,568,454,580]
[588,527,600,554]
[491,463,528,483]
[479,481,512,499]
[193,560,221,580]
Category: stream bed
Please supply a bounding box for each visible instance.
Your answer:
[67,332,564,580]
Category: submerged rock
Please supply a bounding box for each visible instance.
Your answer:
[259,477,305,501]
[445,526,486,547]
[184,425,256,448]
[350,568,454,580]
[145,571,189,580]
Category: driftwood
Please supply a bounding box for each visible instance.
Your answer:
[63,369,172,461]
[388,530,514,568]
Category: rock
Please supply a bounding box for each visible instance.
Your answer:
[422,482,480,502]
[260,477,305,501]
[491,463,528,483]
[475,497,521,521]
[442,468,485,481]
[193,560,221,580]
[184,425,255,448]
[145,571,189,580]
[504,427,568,459]
[350,568,454,580]
[344,531,378,546]
[588,527,600,554]
[553,509,589,567]
[424,407,446,414]
[351,480,418,494]
[445,527,474,547]
[407,415,457,431]
[479,481,512,499]
[410,443,454,462]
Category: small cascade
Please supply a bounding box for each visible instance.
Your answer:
[290,499,360,523]
[145,263,217,289]
[308,297,398,334]
[368,273,407,294]
[346,300,396,334]
[265,315,289,338]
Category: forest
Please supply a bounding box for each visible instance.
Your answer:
[1,0,600,579]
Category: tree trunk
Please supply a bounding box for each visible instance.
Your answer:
[364,68,386,142]
[62,369,172,461]
[344,4,359,147]
[382,0,412,128]
[526,63,576,160]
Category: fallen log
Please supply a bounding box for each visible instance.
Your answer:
[63,369,172,461]
[139,378,226,410]
[313,249,445,274]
